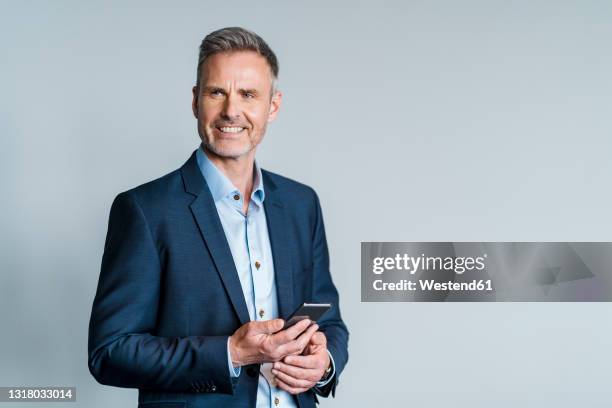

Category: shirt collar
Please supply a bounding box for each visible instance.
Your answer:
[195,145,265,205]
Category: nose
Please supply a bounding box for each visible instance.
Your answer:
[220,92,241,121]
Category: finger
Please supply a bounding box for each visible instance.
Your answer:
[310,331,326,345]
[305,342,325,356]
[283,352,322,369]
[273,361,319,382]
[273,319,312,344]
[276,323,318,355]
[258,319,284,334]
[275,378,310,395]
[271,319,315,348]
[272,367,315,389]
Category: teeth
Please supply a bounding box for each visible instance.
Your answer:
[219,127,244,133]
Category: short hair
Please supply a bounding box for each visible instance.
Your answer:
[196,27,279,92]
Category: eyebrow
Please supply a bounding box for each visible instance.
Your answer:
[202,85,259,95]
[202,86,225,93]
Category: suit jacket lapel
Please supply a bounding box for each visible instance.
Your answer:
[181,151,251,325]
[263,171,295,320]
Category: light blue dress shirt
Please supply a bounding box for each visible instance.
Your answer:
[196,146,334,407]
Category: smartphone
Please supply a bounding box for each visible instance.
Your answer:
[283,302,332,329]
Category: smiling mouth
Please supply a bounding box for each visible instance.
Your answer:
[216,126,246,134]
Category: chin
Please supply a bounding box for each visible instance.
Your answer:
[204,140,253,159]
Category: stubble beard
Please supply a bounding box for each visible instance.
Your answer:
[201,125,266,160]
[203,137,254,159]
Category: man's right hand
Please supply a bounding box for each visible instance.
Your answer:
[229,319,318,367]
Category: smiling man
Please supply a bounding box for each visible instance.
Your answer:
[88,27,349,408]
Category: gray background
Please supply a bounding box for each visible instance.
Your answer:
[1,1,611,407]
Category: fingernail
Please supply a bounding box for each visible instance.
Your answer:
[272,369,277,375]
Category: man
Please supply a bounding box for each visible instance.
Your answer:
[88,27,349,408]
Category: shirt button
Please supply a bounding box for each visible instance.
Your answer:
[233,194,240,201]
[259,309,265,318]
[255,261,261,269]
[274,397,280,406]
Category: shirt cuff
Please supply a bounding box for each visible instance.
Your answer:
[315,350,335,387]
[227,338,241,378]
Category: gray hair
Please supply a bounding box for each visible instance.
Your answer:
[196,27,279,93]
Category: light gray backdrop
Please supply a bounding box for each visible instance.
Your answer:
[1,1,611,407]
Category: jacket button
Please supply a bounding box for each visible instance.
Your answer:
[247,367,258,377]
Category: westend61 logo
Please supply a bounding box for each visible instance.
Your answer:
[372,253,488,275]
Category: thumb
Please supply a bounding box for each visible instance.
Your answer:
[310,331,326,345]
[261,318,284,334]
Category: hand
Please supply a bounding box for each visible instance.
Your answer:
[271,331,330,395]
[229,319,319,367]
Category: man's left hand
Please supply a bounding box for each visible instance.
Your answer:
[271,331,330,395]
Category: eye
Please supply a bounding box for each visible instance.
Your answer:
[209,88,224,97]
[242,91,255,99]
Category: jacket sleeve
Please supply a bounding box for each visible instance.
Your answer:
[309,191,349,398]
[88,192,236,394]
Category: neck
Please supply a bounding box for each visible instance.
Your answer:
[203,147,256,208]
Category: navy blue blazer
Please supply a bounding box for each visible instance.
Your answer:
[88,150,349,408]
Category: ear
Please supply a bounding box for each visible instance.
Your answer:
[267,90,283,123]
[192,86,199,118]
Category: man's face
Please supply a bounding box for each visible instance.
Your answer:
[192,51,282,159]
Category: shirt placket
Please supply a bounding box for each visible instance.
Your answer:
[247,203,283,407]
[246,205,266,322]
